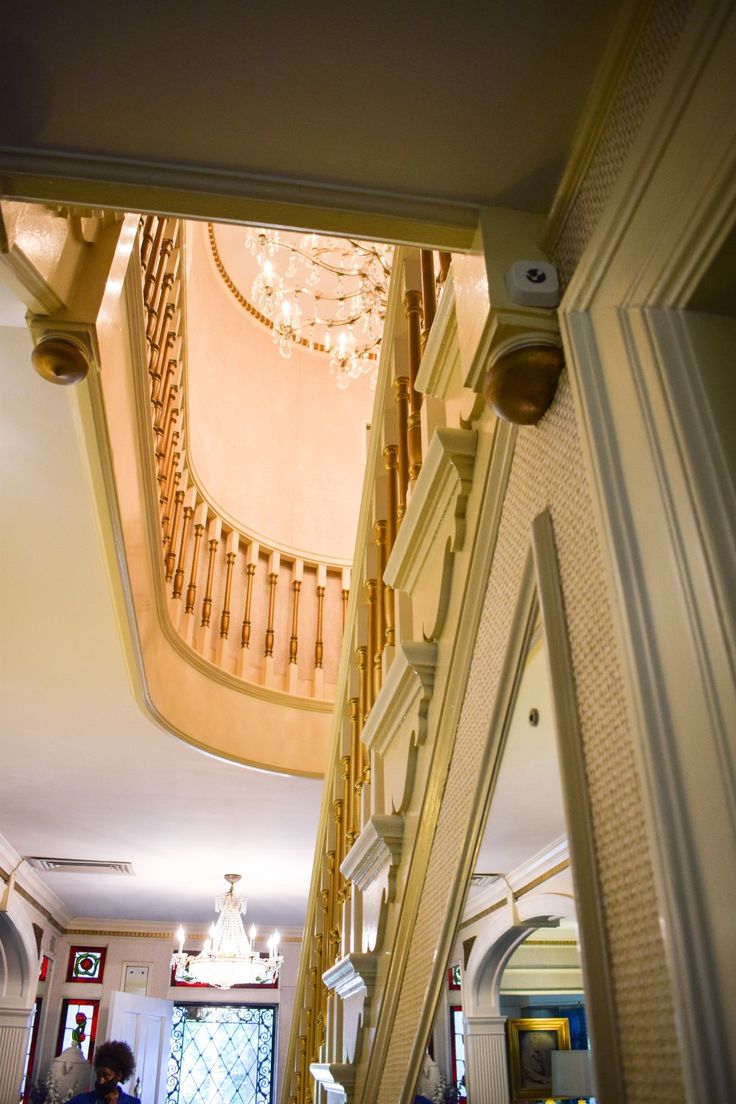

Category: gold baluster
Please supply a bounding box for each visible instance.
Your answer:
[162,453,181,540]
[186,516,205,614]
[393,376,410,524]
[349,698,361,841]
[173,498,194,599]
[265,567,278,657]
[357,646,368,730]
[405,287,424,486]
[374,518,387,681]
[315,583,325,670]
[241,562,256,649]
[143,219,166,307]
[341,753,352,854]
[200,524,220,628]
[220,544,237,638]
[286,569,300,662]
[365,578,378,710]
[140,215,155,271]
[420,249,437,348]
[165,489,185,579]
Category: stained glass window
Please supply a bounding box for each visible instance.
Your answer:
[450,1005,467,1100]
[66,946,106,983]
[167,1003,275,1104]
[56,999,100,1061]
[38,955,51,982]
[447,963,462,990]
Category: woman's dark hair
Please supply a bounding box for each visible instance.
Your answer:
[93,1040,136,1081]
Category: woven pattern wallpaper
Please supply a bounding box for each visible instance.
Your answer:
[378,2,694,1100]
[554,0,693,284]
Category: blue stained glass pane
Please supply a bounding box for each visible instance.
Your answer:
[167,1004,275,1104]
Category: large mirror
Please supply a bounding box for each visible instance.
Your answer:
[413,515,617,1104]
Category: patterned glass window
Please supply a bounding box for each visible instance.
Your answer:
[38,955,51,982]
[66,946,106,983]
[167,1003,275,1104]
[450,1005,467,1100]
[447,963,462,990]
[57,999,100,1061]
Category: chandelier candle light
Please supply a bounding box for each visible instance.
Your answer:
[244,228,393,388]
[171,874,282,989]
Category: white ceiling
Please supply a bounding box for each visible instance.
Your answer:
[0,317,322,928]
[0,3,622,220]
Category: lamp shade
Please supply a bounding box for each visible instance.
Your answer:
[551,1050,596,1096]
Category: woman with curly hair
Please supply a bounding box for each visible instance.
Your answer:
[68,1040,141,1104]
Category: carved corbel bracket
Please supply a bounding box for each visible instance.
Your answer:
[322,952,378,1066]
[452,209,564,424]
[341,815,403,953]
[309,1062,356,1104]
[361,641,437,813]
[385,427,477,639]
[29,318,99,386]
[49,205,124,244]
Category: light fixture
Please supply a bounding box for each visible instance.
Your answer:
[170,874,283,989]
[244,228,393,388]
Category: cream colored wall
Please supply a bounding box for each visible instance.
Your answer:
[185,222,373,563]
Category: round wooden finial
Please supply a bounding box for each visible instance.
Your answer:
[31,336,89,385]
[483,344,564,425]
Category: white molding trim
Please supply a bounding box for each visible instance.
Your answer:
[0,833,72,931]
[414,271,460,400]
[558,5,736,1099]
[341,816,403,892]
[0,148,478,252]
[323,954,377,1000]
[310,1062,356,1104]
[385,428,477,595]
[361,641,437,814]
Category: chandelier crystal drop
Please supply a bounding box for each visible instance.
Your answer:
[244,228,393,385]
[170,874,283,989]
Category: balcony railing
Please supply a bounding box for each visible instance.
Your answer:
[139,216,352,702]
[281,244,453,1104]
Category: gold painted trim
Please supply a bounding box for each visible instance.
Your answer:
[0,867,65,932]
[459,860,571,930]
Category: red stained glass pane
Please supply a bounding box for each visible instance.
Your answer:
[57,999,100,1062]
[38,954,50,982]
[66,945,107,982]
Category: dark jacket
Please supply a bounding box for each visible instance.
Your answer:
[68,1092,141,1104]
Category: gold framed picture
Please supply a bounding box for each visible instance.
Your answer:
[506,1017,571,1100]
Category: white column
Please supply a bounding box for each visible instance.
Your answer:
[464,1014,509,1104]
[0,1011,31,1104]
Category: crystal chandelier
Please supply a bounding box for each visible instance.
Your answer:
[170,874,283,989]
[244,228,393,388]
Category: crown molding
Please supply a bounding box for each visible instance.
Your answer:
[0,147,479,252]
[0,834,72,931]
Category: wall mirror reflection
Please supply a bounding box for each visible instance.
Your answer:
[414,521,611,1104]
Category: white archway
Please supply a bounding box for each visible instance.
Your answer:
[461,891,577,1104]
[0,886,40,1104]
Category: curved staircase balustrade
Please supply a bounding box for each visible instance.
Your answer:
[281,247,456,1104]
[139,216,351,703]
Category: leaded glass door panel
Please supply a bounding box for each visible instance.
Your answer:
[167,1003,275,1104]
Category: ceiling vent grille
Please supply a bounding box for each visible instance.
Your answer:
[26,857,135,876]
[470,873,502,887]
